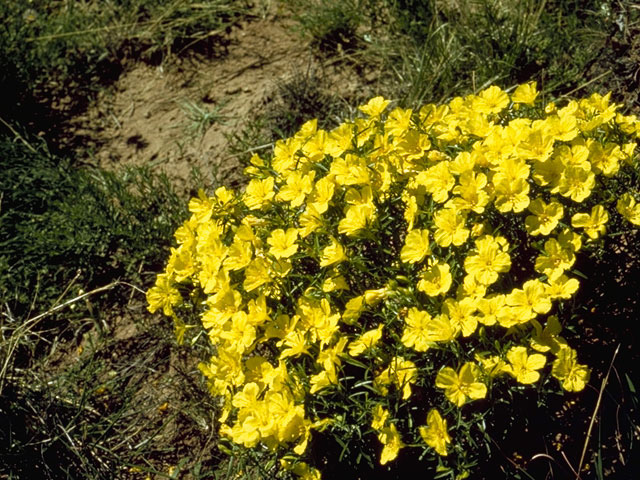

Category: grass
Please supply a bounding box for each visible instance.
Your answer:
[1,0,640,478]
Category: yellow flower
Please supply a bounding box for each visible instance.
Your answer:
[552,345,590,392]
[534,238,576,280]
[414,161,455,204]
[417,261,453,297]
[435,363,487,407]
[348,324,383,356]
[557,165,595,203]
[401,308,454,352]
[308,176,335,214]
[433,208,470,247]
[571,205,609,240]
[322,273,349,292]
[511,81,539,105]
[378,423,403,465]
[472,85,509,114]
[525,198,564,236]
[419,409,452,456]
[493,178,530,213]
[338,204,374,237]
[400,229,431,264]
[188,189,214,224]
[371,404,389,431]
[450,171,490,213]
[243,177,275,210]
[375,357,417,400]
[463,235,511,285]
[442,297,478,337]
[319,237,347,267]
[505,346,546,384]
[147,273,182,316]
[223,237,253,271]
[545,274,579,300]
[616,193,640,225]
[268,228,299,259]
[530,316,567,354]
[474,353,509,378]
[359,96,391,117]
[243,257,271,292]
[276,171,315,207]
[506,279,552,322]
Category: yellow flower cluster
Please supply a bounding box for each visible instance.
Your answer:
[147,83,640,476]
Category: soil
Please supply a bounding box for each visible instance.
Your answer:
[69,7,376,194]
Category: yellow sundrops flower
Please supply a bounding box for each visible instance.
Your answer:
[435,362,487,407]
[505,279,552,322]
[433,207,470,247]
[463,235,511,285]
[474,353,509,378]
[309,368,337,394]
[545,274,580,300]
[342,295,365,324]
[530,316,567,354]
[493,177,530,213]
[374,357,417,400]
[511,81,539,105]
[414,161,455,204]
[319,237,347,267]
[472,85,509,114]
[243,177,275,210]
[243,257,271,292]
[548,111,578,142]
[449,171,490,213]
[552,345,590,392]
[588,142,622,177]
[557,165,595,203]
[299,204,323,238]
[371,404,389,431]
[616,193,640,225]
[386,107,413,138]
[525,198,564,236]
[348,324,383,357]
[401,308,454,352]
[400,229,431,264]
[308,175,335,214]
[188,189,214,224]
[268,228,299,259]
[146,273,181,316]
[359,96,391,117]
[534,237,576,280]
[223,237,253,271]
[417,261,453,297]
[419,409,452,456]
[505,346,546,384]
[325,122,353,158]
[276,171,315,207]
[442,297,478,337]
[571,205,609,240]
[322,273,349,292]
[402,193,419,230]
[337,204,374,237]
[476,293,506,326]
[378,423,403,465]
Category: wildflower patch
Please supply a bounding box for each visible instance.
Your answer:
[148,83,640,478]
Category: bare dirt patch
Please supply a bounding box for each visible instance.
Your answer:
[72,9,375,193]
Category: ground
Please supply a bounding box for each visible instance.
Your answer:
[70,8,375,193]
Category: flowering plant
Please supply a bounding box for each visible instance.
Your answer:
[148,83,640,478]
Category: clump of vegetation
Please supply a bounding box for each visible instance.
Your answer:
[148,84,640,478]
